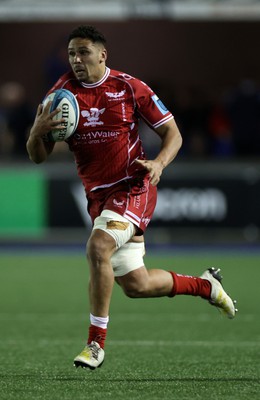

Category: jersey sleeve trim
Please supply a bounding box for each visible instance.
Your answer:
[138,110,173,130]
[153,115,174,129]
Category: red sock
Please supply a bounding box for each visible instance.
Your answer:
[88,325,107,349]
[169,271,211,299]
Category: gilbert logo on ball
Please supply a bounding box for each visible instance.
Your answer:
[43,89,79,141]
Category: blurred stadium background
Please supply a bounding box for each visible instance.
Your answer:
[1,0,260,249]
[1,5,260,399]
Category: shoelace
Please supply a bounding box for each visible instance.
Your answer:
[88,343,100,360]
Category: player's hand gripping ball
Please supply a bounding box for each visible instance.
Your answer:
[43,89,79,141]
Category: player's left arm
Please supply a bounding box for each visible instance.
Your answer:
[136,118,182,186]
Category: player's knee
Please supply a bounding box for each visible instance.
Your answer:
[87,232,115,265]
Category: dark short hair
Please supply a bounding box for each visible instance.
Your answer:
[68,25,107,47]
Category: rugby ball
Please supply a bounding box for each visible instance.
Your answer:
[43,88,79,141]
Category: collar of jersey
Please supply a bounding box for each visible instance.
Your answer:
[80,67,110,88]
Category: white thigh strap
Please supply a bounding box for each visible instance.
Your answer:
[111,242,145,277]
[93,210,135,249]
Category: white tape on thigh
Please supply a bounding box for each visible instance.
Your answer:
[93,210,135,249]
[111,242,145,277]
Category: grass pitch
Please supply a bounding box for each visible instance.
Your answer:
[0,247,259,399]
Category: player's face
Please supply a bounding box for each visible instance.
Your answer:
[68,38,107,83]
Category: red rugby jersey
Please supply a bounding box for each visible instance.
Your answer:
[49,67,173,193]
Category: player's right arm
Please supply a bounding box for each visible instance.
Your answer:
[26,101,64,163]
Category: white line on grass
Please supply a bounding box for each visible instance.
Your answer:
[108,340,260,347]
[0,313,255,322]
[0,339,259,347]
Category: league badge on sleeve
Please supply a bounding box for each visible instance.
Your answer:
[151,94,169,115]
